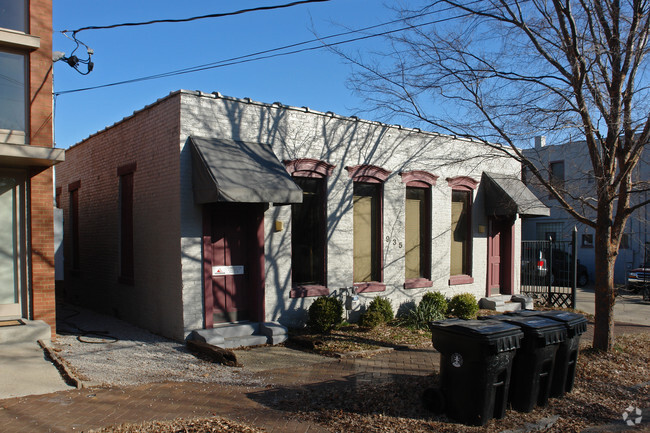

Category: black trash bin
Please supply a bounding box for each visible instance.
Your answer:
[486,315,567,412]
[427,319,524,426]
[506,310,587,397]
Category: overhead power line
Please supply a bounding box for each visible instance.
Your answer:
[60,0,331,34]
[55,4,475,96]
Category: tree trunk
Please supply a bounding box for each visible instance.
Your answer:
[592,218,616,351]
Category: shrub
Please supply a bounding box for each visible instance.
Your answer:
[420,292,448,317]
[366,296,394,323]
[447,293,479,319]
[307,296,343,334]
[397,292,447,330]
[359,309,385,329]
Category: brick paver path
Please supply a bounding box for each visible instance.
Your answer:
[0,322,646,432]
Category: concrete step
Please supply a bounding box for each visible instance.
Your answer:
[212,322,260,338]
[188,321,288,349]
[494,302,522,312]
[0,320,51,344]
[221,334,269,349]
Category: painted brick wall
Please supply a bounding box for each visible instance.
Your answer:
[29,0,56,337]
[178,91,523,329]
[56,96,186,340]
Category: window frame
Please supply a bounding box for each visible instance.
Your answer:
[0,0,27,33]
[117,163,136,285]
[401,170,437,289]
[68,180,81,273]
[0,49,28,144]
[447,176,478,286]
[347,165,390,293]
[549,160,565,196]
[284,159,334,298]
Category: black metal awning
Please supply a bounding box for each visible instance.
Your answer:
[189,136,302,205]
[482,171,550,217]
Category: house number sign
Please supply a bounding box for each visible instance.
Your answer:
[385,236,403,249]
[212,265,245,276]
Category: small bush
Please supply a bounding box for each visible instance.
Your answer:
[359,309,385,329]
[366,296,394,323]
[397,292,447,330]
[447,293,479,319]
[307,296,343,334]
[420,292,448,317]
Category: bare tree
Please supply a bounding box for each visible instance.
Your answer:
[343,0,650,350]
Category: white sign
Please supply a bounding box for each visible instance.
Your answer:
[212,265,245,276]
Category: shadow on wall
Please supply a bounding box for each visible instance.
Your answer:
[181,93,512,329]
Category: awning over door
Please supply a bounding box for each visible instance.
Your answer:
[482,171,550,217]
[189,136,303,204]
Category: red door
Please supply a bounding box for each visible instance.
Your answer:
[206,203,264,324]
[488,218,502,294]
[487,217,514,296]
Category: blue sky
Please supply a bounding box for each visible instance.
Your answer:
[53,0,399,148]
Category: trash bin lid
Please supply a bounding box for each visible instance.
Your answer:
[490,315,567,345]
[507,310,587,337]
[430,319,524,353]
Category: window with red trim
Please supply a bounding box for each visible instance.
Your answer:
[291,177,326,287]
[68,181,81,271]
[285,159,333,297]
[401,171,436,289]
[353,182,381,283]
[118,164,136,284]
[447,176,477,285]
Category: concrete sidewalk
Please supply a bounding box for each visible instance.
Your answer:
[0,342,73,399]
[576,285,649,326]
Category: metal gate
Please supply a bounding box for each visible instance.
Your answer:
[521,230,578,308]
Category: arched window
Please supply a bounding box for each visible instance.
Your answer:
[346,165,391,292]
[285,159,334,297]
[401,171,438,289]
[447,176,478,285]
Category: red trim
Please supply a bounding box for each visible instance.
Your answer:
[446,176,478,190]
[68,180,81,192]
[116,162,137,176]
[346,164,391,183]
[400,170,439,186]
[354,282,386,293]
[449,275,474,285]
[290,285,329,298]
[202,207,214,329]
[284,158,335,178]
[404,278,433,289]
[253,208,266,322]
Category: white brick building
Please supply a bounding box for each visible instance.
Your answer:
[56,90,547,341]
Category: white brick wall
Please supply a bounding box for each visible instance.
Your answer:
[178,91,523,330]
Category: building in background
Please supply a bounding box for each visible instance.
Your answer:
[522,136,649,284]
[0,0,64,338]
[56,90,547,344]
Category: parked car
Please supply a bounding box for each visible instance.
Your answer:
[549,249,589,287]
[626,263,649,292]
[521,249,547,285]
[521,248,588,287]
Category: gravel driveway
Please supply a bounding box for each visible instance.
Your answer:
[53,304,265,387]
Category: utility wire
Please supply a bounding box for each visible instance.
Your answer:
[55,6,473,96]
[60,0,331,34]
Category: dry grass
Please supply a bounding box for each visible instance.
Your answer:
[272,332,650,432]
[88,416,266,433]
[287,322,433,355]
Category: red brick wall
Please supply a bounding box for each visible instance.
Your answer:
[56,94,184,339]
[29,0,56,337]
